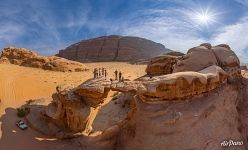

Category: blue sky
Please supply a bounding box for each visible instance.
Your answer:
[1,0,248,62]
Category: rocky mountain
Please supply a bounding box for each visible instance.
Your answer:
[0,47,88,72]
[56,35,171,62]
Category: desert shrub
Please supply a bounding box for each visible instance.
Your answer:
[26,99,35,105]
[17,107,27,118]
[112,96,118,101]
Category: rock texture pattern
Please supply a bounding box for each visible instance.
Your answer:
[146,55,180,76]
[45,85,99,135]
[56,35,170,62]
[117,84,244,150]
[26,43,248,150]
[173,44,240,76]
[173,44,218,72]
[0,47,88,72]
[146,43,240,77]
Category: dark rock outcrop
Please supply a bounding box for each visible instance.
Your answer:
[56,35,170,62]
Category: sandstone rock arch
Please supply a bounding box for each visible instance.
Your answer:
[26,43,246,150]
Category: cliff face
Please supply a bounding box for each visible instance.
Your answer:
[56,35,170,62]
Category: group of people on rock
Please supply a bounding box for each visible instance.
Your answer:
[93,68,124,82]
[93,68,107,78]
[114,69,124,82]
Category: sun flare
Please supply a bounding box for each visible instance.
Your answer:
[196,13,211,24]
[187,7,218,28]
[194,10,215,25]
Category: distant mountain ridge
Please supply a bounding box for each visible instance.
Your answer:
[56,35,171,62]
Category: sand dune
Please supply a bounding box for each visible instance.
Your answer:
[0,62,146,150]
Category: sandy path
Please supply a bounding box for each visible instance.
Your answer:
[0,62,146,150]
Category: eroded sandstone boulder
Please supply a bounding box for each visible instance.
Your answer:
[173,44,240,78]
[173,44,218,72]
[0,47,88,72]
[74,79,112,107]
[146,43,241,78]
[212,44,241,77]
[44,84,100,135]
[32,78,136,137]
[145,55,179,76]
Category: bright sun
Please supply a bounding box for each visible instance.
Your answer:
[194,11,215,25]
[196,13,211,24]
[187,7,218,28]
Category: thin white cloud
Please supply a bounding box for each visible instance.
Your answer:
[111,7,208,52]
[234,0,248,6]
[211,16,248,62]
[0,22,24,46]
[0,0,91,55]
[108,4,248,62]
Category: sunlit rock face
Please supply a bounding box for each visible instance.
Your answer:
[173,44,218,73]
[211,44,240,77]
[173,44,240,77]
[145,55,179,76]
[0,47,88,72]
[145,51,185,76]
[146,43,240,78]
[45,85,96,134]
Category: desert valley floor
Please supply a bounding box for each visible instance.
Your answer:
[0,62,146,150]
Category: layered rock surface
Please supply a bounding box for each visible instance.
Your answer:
[74,65,228,101]
[56,35,170,62]
[26,43,248,150]
[117,83,244,150]
[0,47,88,72]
